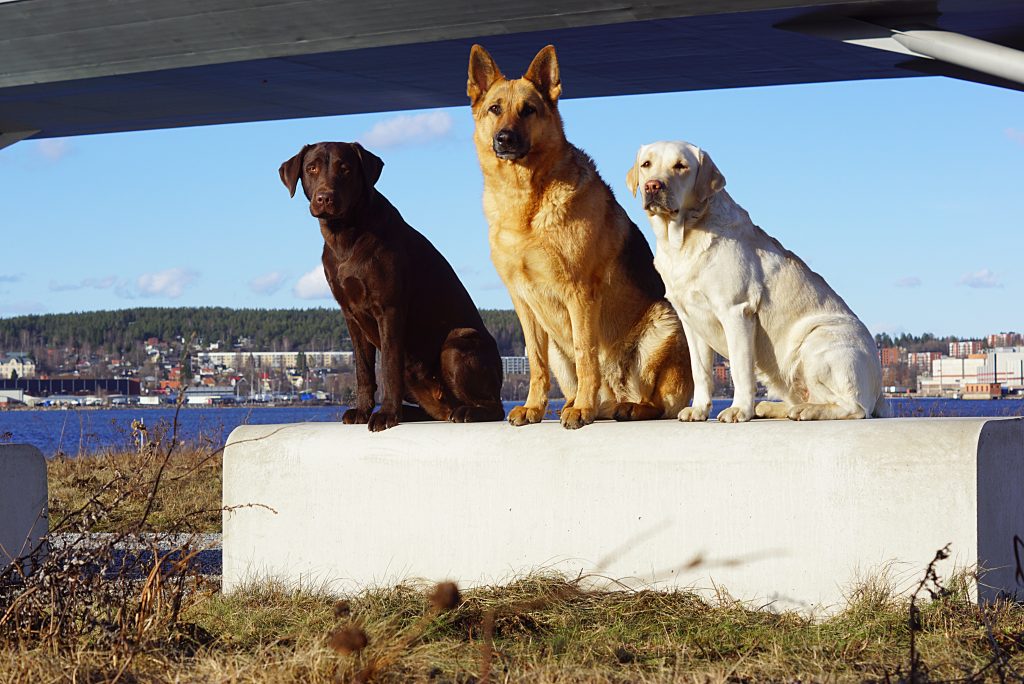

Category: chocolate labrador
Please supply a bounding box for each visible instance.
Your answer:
[279,141,505,431]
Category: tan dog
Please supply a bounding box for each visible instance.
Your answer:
[628,140,886,422]
[467,44,692,429]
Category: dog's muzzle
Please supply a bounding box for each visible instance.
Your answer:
[492,128,528,160]
[642,179,674,214]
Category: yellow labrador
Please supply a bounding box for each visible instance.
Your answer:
[627,140,886,422]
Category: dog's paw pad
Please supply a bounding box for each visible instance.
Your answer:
[367,411,399,432]
[508,405,544,427]
[717,406,752,423]
[677,406,709,422]
[560,407,595,430]
[342,408,371,425]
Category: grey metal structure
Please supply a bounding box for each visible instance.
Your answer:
[1,0,1022,144]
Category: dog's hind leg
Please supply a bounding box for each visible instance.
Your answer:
[785,341,877,421]
[440,328,505,423]
[754,401,790,419]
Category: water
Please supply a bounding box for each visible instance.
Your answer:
[1,398,1021,457]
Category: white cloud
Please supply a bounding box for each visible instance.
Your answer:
[249,270,287,295]
[293,265,332,300]
[135,268,199,299]
[1005,128,1024,145]
[894,276,921,288]
[358,111,453,149]
[37,139,72,161]
[49,275,117,292]
[958,268,1003,289]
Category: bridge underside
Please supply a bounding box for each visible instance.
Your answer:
[1,0,1023,140]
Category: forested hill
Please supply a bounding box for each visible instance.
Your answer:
[0,307,526,356]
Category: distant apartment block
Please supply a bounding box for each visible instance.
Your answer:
[199,351,353,370]
[0,352,36,379]
[948,340,984,358]
[988,332,1023,348]
[878,347,906,367]
[906,351,942,370]
[501,356,529,375]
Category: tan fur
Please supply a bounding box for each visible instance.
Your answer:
[467,45,693,429]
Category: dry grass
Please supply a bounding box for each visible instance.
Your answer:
[7,426,1024,682]
[4,574,1024,683]
[47,426,222,534]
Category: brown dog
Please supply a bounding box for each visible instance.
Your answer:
[279,141,505,431]
[467,45,693,429]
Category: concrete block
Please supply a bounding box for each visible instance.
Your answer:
[223,417,1024,612]
[0,444,48,574]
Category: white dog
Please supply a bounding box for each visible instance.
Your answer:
[627,140,886,422]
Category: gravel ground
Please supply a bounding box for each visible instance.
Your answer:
[48,532,222,577]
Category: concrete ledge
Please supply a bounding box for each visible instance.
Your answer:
[0,444,48,573]
[223,418,1024,612]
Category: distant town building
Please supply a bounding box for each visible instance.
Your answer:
[199,350,353,370]
[976,347,1024,391]
[918,357,984,396]
[987,332,1023,349]
[948,340,984,358]
[501,356,529,375]
[963,382,1002,400]
[906,351,943,370]
[878,347,906,367]
[0,377,140,397]
[0,352,36,379]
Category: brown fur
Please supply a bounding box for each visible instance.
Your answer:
[467,44,693,429]
[279,141,504,432]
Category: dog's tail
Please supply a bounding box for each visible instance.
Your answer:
[871,393,891,419]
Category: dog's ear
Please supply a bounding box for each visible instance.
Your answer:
[694,149,726,203]
[352,143,384,188]
[279,144,311,198]
[467,44,504,105]
[524,45,562,104]
[626,155,640,198]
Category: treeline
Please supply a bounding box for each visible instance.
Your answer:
[873,332,959,353]
[0,307,526,357]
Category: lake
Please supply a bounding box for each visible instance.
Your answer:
[1,398,1022,457]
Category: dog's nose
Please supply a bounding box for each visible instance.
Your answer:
[644,179,664,195]
[314,190,334,208]
[494,129,520,147]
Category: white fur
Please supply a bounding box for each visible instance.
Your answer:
[630,140,886,422]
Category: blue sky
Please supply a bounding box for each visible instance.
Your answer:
[0,74,1021,337]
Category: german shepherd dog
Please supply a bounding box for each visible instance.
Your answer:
[467,45,693,429]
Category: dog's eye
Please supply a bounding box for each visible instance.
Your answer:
[640,161,651,168]
[306,164,317,174]
[673,162,688,171]
[521,104,536,117]
[340,164,350,175]
[488,103,502,115]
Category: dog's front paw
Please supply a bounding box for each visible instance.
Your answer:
[342,407,372,424]
[717,405,752,423]
[367,410,400,432]
[560,407,596,430]
[508,405,545,427]
[677,405,709,422]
